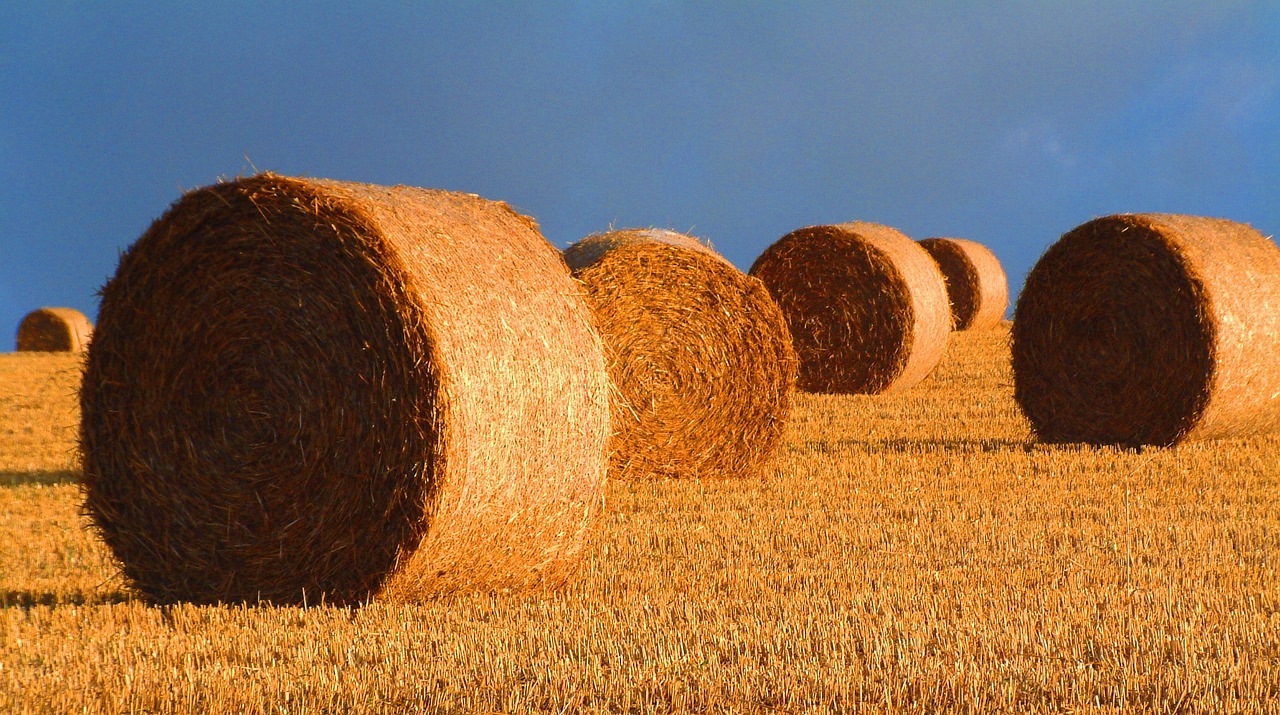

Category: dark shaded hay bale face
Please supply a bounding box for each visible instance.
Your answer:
[565,229,796,480]
[1012,213,1280,446]
[748,222,950,394]
[16,307,93,352]
[80,173,610,605]
[918,238,1008,331]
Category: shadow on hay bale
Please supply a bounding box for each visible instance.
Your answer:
[918,238,1008,331]
[80,173,610,605]
[16,307,93,352]
[748,222,950,395]
[564,229,796,480]
[1013,213,1280,447]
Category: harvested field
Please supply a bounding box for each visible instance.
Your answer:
[3,326,1279,713]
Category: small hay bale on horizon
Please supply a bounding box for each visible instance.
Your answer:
[748,221,951,395]
[16,307,93,353]
[918,237,1008,331]
[1013,213,1280,446]
[80,173,610,605]
[564,228,796,481]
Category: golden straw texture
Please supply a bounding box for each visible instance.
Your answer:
[563,228,725,270]
[80,173,610,605]
[918,238,1009,330]
[749,222,951,394]
[1013,213,1280,446]
[565,229,796,480]
[16,307,92,353]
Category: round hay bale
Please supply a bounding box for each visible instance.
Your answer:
[748,221,951,394]
[564,228,796,480]
[80,173,610,605]
[918,237,1009,331]
[16,307,93,352]
[1012,213,1280,446]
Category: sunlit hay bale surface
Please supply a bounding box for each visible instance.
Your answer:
[3,326,1280,713]
[78,173,610,605]
[16,307,93,353]
[564,229,797,480]
[918,237,1009,331]
[750,221,951,395]
[1013,213,1280,447]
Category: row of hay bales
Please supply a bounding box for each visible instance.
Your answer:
[748,213,1280,448]
[67,173,1009,605]
[748,222,1007,394]
[56,173,1280,605]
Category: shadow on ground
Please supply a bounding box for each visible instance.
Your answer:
[793,437,1037,455]
[795,437,1171,456]
[0,469,80,486]
[0,589,134,608]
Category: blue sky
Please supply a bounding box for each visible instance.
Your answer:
[3,2,1278,342]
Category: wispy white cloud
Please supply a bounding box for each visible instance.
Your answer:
[999,120,1078,169]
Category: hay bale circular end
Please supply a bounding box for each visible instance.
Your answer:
[566,229,796,480]
[16,307,93,352]
[1012,213,1280,446]
[918,237,1008,331]
[81,173,610,604]
[748,221,951,394]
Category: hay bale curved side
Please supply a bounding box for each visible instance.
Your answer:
[563,228,725,270]
[748,222,951,394]
[918,238,1009,331]
[566,229,796,480]
[1012,213,1280,446]
[80,173,610,605]
[16,307,93,352]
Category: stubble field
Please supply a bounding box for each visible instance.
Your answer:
[2,326,1278,713]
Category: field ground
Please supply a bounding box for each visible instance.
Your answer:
[2,326,1278,713]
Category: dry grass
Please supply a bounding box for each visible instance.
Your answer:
[3,326,1279,713]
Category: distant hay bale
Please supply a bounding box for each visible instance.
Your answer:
[16,307,92,352]
[80,173,610,605]
[748,222,951,394]
[918,237,1008,331]
[564,228,796,480]
[1012,213,1280,446]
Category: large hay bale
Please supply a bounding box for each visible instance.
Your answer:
[80,173,610,605]
[918,237,1008,331]
[1012,213,1280,446]
[748,222,951,394]
[564,228,796,480]
[16,307,93,352]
